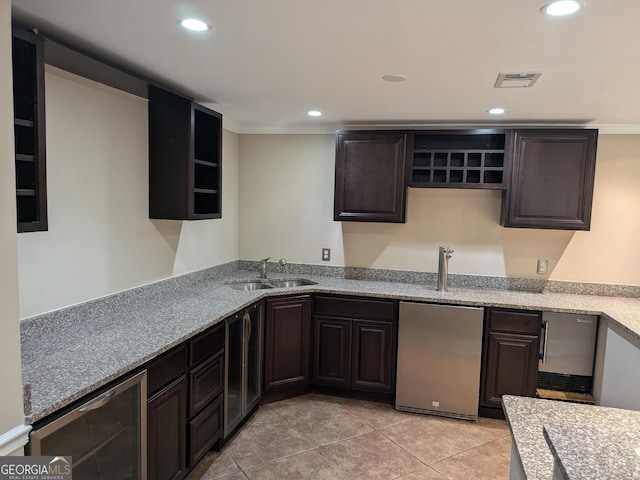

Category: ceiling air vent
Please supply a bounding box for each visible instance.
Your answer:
[494,72,542,88]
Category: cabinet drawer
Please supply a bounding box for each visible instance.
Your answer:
[188,393,223,467]
[189,351,224,416]
[488,309,541,335]
[314,295,395,321]
[190,323,225,367]
[147,344,187,396]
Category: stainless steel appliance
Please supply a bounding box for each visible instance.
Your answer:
[396,302,484,420]
[224,302,262,438]
[30,371,147,479]
[538,311,598,393]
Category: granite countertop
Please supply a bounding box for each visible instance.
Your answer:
[21,265,640,424]
[503,395,640,480]
[544,423,640,480]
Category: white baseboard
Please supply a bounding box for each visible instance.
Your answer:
[0,424,32,456]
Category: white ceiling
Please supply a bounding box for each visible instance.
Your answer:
[11,0,640,133]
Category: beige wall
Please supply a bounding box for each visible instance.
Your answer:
[239,133,640,286]
[0,0,28,443]
[17,67,239,318]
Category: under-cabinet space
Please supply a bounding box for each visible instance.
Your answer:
[409,131,507,189]
[12,26,47,232]
[148,85,222,220]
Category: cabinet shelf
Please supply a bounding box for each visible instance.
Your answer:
[14,117,34,128]
[194,159,218,168]
[409,131,507,189]
[194,188,218,195]
[17,188,36,196]
[16,154,35,162]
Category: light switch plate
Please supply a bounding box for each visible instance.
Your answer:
[537,259,548,275]
[322,248,331,261]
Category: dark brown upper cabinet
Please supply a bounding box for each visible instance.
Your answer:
[12,26,48,233]
[334,131,407,223]
[408,130,507,189]
[149,85,222,220]
[501,129,598,230]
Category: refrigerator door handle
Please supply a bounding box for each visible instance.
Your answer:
[539,319,549,363]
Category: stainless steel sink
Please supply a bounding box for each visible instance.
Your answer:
[227,278,317,290]
[228,281,273,291]
[269,278,318,288]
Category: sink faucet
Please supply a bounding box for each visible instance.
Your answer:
[259,257,271,279]
[437,246,453,292]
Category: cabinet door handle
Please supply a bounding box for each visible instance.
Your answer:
[246,313,252,341]
[539,320,549,363]
[78,389,115,412]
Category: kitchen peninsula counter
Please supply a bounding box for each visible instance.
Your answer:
[503,395,640,480]
[20,264,640,424]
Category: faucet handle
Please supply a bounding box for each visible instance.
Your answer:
[278,258,287,266]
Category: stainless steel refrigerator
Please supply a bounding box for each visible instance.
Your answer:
[396,302,484,420]
[538,311,598,393]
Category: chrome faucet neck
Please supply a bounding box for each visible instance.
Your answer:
[437,246,453,292]
[259,257,271,279]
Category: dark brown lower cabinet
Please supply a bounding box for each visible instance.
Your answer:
[188,394,223,466]
[263,295,312,402]
[187,324,225,467]
[480,308,542,413]
[313,317,351,387]
[147,322,226,479]
[312,295,397,397]
[147,345,188,480]
[148,377,188,480]
[351,320,394,391]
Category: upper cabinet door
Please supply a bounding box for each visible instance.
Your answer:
[501,129,598,230]
[334,131,407,223]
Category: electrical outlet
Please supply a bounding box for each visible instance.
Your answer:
[322,248,331,261]
[537,259,548,275]
[432,400,440,408]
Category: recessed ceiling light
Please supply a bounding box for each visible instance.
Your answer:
[308,110,322,117]
[488,108,506,115]
[541,0,582,17]
[382,74,408,82]
[179,18,211,32]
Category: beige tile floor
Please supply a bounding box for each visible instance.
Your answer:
[186,393,511,480]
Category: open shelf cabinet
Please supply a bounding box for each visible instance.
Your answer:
[12,26,48,232]
[149,85,222,220]
[408,131,507,189]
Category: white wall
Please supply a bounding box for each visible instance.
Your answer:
[239,133,640,286]
[593,317,640,410]
[0,0,29,451]
[17,67,239,318]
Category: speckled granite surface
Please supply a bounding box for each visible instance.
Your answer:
[21,263,640,424]
[544,422,640,480]
[503,395,640,480]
